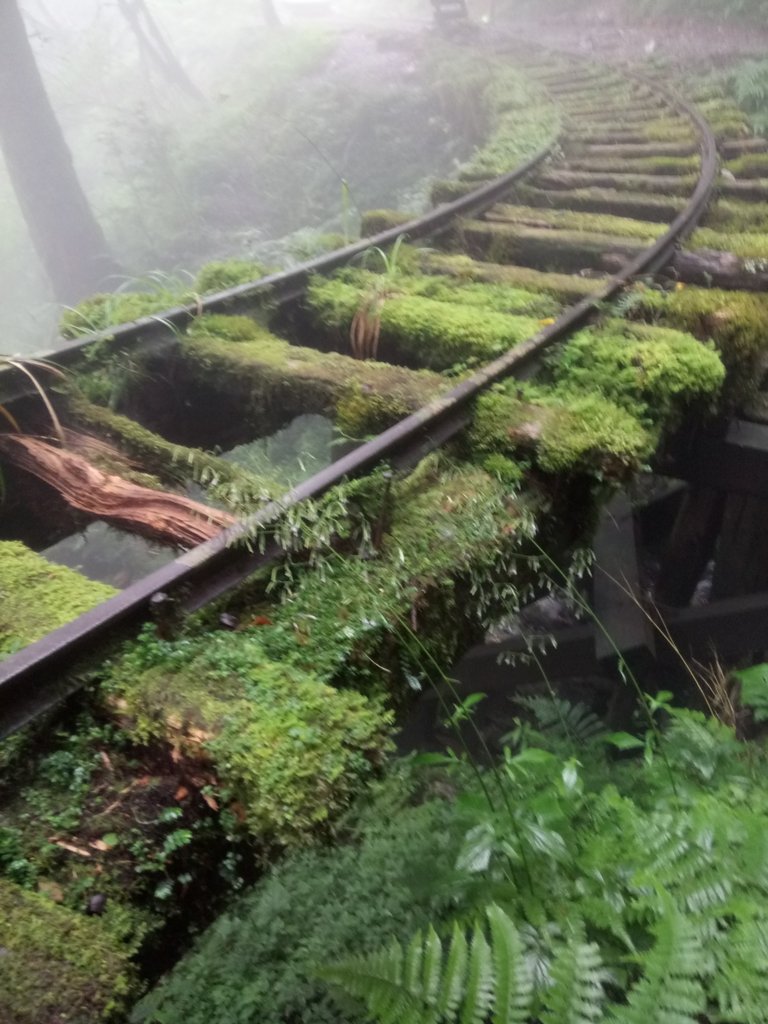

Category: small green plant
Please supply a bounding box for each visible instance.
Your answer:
[349,236,407,360]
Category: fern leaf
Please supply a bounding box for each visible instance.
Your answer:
[459,927,493,1024]
[435,922,468,1020]
[487,904,534,1024]
[422,926,443,1016]
[609,905,707,1024]
[541,923,607,1024]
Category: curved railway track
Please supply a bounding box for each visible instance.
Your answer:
[0,52,742,737]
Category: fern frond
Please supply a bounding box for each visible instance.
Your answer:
[320,906,534,1024]
[516,696,605,743]
[609,905,707,1024]
[711,917,768,1024]
[541,922,607,1024]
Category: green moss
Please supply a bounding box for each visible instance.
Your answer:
[332,267,561,318]
[306,277,543,370]
[111,632,392,846]
[724,154,768,179]
[360,209,412,236]
[194,259,268,293]
[547,320,725,427]
[488,203,664,241]
[690,227,768,259]
[455,219,645,272]
[0,542,116,658]
[430,179,484,204]
[513,183,687,221]
[180,314,446,435]
[60,290,187,338]
[416,251,603,302]
[629,284,768,397]
[702,198,768,233]
[471,386,651,478]
[565,155,700,175]
[259,459,530,689]
[0,879,135,1023]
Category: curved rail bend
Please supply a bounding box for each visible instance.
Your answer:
[0,74,718,738]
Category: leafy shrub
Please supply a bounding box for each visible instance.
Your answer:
[131,788,465,1024]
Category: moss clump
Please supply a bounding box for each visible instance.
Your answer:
[180,314,447,436]
[306,277,542,370]
[547,320,725,427]
[629,285,768,398]
[0,878,135,1023]
[724,154,768,179]
[689,227,768,259]
[0,542,116,657]
[488,203,664,242]
[194,259,268,293]
[416,251,603,302]
[704,198,768,233]
[331,267,561,319]
[565,155,700,176]
[470,385,651,478]
[360,209,412,236]
[111,631,392,846]
[430,179,484,204]
[60,290,186,338]
[259,459,529,690]
[512,184,686,223]
[455,219,645,272]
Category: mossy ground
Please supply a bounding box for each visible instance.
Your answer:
[0,542,116,658]
[0,878,136,1024]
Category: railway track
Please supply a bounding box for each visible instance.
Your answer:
[1,48,760,748]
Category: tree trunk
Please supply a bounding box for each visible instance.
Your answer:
[260,0,282,27]
[116,0,203,98]
[0,0,120,304]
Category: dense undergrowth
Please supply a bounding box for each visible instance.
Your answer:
[134,688,768,1024]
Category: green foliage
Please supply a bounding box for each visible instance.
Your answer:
[733,662,768,722]
[730,59,768,135]
[132,790,467,1024]
[111,630,393,845]
[320,907,536,1024]
[0,878,136,1023]
[0,541,116,658]
[307,276,542,370]
[194,259,268,293]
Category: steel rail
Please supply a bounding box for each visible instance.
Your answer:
[0,75,718,738]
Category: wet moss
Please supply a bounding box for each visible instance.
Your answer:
[701,198,768,233]
[724,153,768,179]
[471,385,651,478]
[430,179,482,205]
[455,219,644,272]
[306,277,542,370]
[488,203,664,242]
[0,542,116,658]
[180,314,447,435]
[511,183,686,222]
[415,251,603,302]
[547,320,725,427]
[629,284,768,397]
[110,633,393,847]
[360,210,412,236]
[689,227,768,259]
[194,259,268,292]
[331,267,561,318]
[565,155,700,175]
[0,879,135,1023]
[259,458,530,690]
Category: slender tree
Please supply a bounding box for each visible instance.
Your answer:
[115,0,203,98]
[0,0,119,304]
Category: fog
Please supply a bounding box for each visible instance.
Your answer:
[2,0,767,355]
[0,0,475,354]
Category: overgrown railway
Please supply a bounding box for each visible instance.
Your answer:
[7,37,768,1021]
[2,51,758,737]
